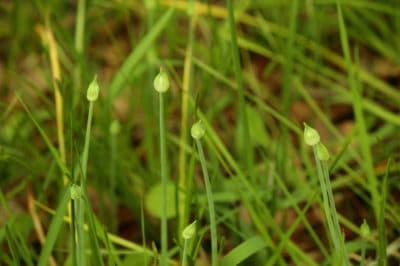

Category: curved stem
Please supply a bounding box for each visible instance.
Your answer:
[195,139,218,266]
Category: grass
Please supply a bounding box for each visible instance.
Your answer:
[1,1,400,265]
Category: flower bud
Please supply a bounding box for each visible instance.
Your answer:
[303,123,320,146]
[153,69,170,93]
[70,184,82,200]
[87,75,99,102]
[182,220,196,240]
[316,142,330,161]
[191,120,205,140]
[360,219,370,238]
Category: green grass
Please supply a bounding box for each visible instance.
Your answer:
[1,1,399,265]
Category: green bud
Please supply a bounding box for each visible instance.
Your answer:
[153,69,170,93]
[87,75,100,102]
[182,220,197,240]
[316,142,330,161]
[70,184,82,200]
[191,120,205,140]
[360,219,370,238]
[110,120,121,135]
[303,123,320,146]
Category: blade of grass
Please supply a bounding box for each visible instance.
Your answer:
[276,0,299,182]
[178,0,196,237]
[109,9,174,100]
[377,159,390,266]
[38,187,70,266]
[221,236,267,266]
[336,2,379,219]
[5,225,20,266]
[226,0,251,174]
[18,96,69,176]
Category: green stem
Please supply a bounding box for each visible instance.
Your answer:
[195,139,218,266]
[159,93,168,266]
[82,101,93,179]
[182,239,188,266]
[76,100,94,266]
[312,146,349,266]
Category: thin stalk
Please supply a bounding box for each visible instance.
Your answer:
[159,93,168,266]
[178,0,196,237]
[81,101,93,179]
[181,239,189,266]
[312,146,349,265]
[195,139,218,266]
[76,90,95,266]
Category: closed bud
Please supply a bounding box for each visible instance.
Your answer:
[191,120,205,140]
[70,184,82,200]
[360,219,370,238]
[316,142,330,161]
[154,69,170,93]
[87,75,99,102]
[303,123,320,146]
[182,220,197,240]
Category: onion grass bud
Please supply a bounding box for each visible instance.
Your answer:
[303,123,320,146]
[154,69,170,93]
[182,220,197,240]
[316,142,330,161]
[191,120,205,140]
[87,75,100,102]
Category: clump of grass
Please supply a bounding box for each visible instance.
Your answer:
[304,123,349,265]
[154,68,170,266]
[191,120,218,266]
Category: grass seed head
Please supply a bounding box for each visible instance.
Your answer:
[303,123,320,146]
[154,69,170,93]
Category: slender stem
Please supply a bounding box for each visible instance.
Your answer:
[182,239,188,266]
[178,0,195,236]
[81,101,93,180]
[312,146,349,266]
[159,93,168,266]
[361,244,366,266]
[76,100,94,266]
[195,139,218,266]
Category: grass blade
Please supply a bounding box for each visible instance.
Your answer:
[38,187,70,266]
[221,236,266,266]
[109,9,174,100]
